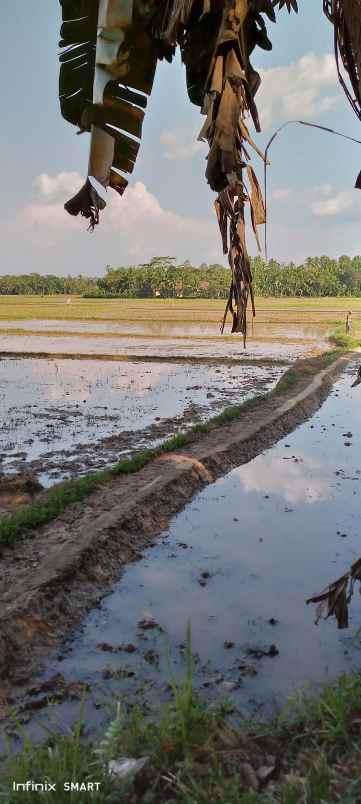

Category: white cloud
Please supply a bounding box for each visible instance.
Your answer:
[310,185,361,219]
[24,172,83,227]
[24,203,75,228]
[22,174,220,263]
[257,53,338,130]
[34,172,83,198]
[272,188,292,200]
[160,128,205,160]
[268,181,361,224]
[311,191,354,217]
[104,181,217,257]
[312,183,333,197]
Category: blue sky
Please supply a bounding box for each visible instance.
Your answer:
[1,1,361,276]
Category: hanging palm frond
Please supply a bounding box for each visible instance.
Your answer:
[59,0,158,228]
[57,2,361,339]
[189,1,269,342]
[322,0,361,186]
[324,0,361,121]
[59,0,280,339]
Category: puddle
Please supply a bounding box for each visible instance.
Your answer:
[0,357,283,486]
[10,359,361,743]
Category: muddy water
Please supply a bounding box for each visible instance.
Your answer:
[0,357,283,485]
[15,360,361,743]
[0,319,329,342]
[0,332,321,362]
[0,315,329,486]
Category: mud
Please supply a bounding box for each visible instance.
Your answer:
[0,352,349,712]
[0,475,43,515]
[0,356,284,486]
[0,317,329,341]
[0,325,325,362]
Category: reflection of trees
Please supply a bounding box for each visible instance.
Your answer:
[306,558,361,629]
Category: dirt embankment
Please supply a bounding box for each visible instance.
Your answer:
[0,353,350,699]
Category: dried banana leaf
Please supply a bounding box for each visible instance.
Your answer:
[57,1,288,340]
[306,558,361,629]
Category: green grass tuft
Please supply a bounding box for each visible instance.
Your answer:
[2,660,361,803]
[0,716,114,803]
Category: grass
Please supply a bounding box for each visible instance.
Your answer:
[0,295,360,324]
[0,719,115,803]
[329,325,361,350]
[0,348,345,548]
[2,652,361,803]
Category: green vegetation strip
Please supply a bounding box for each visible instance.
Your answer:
[2,647,361,803]
[0,349,345,548]
[330,326,361,350]
[2,253,361,299]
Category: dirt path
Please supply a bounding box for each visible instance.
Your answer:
[0,352,351,701]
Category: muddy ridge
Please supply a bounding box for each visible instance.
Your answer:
[0,352,350,699]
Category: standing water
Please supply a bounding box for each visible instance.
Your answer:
[6,361,361,744]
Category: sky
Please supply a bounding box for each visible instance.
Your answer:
[1,1,361,276]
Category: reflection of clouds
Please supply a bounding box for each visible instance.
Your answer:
[26,360,167,403]
[235,453,330,505]
[118,363,166,395]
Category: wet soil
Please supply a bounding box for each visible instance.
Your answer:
[0,475,43,515]
[0,317,329,341]
[0,352,349,719]
[0,357,283,486]
[0,323,325,362]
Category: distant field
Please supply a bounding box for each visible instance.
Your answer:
[0,295,359,325]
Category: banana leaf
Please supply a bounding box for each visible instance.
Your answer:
[59,0,158,227]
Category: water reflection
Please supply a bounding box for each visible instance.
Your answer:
[233,452,330,505]
[11,360,361,745]
[0,333,317,362]
[0,357,282,486]
[0,318,329,342]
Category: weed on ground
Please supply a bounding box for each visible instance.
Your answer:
[2,660,361,803]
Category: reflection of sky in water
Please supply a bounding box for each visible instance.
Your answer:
[233,452,330,505]
[0,358,282,481]
[0,333,310,361]
[26,360,361,741]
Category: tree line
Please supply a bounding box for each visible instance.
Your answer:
[2,255,361,297]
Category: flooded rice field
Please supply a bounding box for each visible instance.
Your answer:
[0,357,283,486]
[11,359,361,744]
[0,329,325,361]
[0,318,329,343]
[0,314,328,487]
